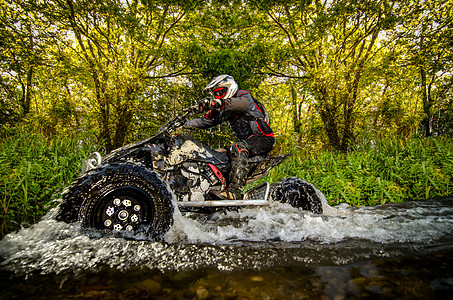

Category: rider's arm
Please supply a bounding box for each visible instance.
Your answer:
[223,92,253,113]
[185,92,254,128]
[184,110,221,129]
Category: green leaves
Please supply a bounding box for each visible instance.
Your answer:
[0,0,451,167]
[259,137,453,207]
[0,126,98,237]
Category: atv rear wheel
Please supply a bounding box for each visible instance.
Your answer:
[269,177,323,214]
[58,162,174,238]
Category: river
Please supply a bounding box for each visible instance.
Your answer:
[1,195,452,299]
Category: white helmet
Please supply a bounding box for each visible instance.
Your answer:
[204,74,238,100]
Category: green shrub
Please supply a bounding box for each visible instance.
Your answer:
[264,137,453,206]
[1,126,451,238]
[0,126,98,237]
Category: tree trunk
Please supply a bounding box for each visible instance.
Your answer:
[291,85,301,134]
[94,71,113,152]
[20,66,33,117]
[112,88,135,149]
[339,69,361,151]
[317,87,342,151]
[420,66,432,137]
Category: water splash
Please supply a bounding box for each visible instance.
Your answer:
[1,197,452,275]
[166,196,453,244]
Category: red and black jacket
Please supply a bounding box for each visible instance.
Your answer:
[185,90,274,141]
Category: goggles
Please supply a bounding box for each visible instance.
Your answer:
[211,87,227,99]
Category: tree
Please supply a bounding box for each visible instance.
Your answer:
[0,0,50,125]
[252,0,403,151]
[391,0,453,137]
[169,0,276,148]
[26,0,201,150]
[4,0,450,152]
[186,0,271,89]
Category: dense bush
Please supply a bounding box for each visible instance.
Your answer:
[0,127,98,236]
[1,128,452,237]
[264,137,453,206]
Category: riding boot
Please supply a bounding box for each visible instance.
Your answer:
[209,157,249,200]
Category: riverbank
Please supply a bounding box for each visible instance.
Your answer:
[1,127,452,237]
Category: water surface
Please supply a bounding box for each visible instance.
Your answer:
[1,196,452,299]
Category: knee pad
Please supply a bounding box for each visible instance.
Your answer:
[230,142,249,159]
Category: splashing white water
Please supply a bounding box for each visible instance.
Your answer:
[165,198,451,244]
[1,197,452,275]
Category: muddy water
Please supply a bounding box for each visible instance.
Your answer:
[1,197,452,299]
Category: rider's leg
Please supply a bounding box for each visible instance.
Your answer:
[231,135,275,188]
[228,142,250,193]
[210,142,249,200]
[209,136,275,200]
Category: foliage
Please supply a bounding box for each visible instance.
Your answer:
[0,0,50,123]
[36,0,204,151]
[0,126,98,237]
[255,79,329,154]
[251,0,407,151]
[260,137,453,206]
[0,0,452,237]
[389,0,453,137]
[1,0,452,151]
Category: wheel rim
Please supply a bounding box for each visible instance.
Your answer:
[94,187,153,232]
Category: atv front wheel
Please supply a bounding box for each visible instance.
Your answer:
[269,177,323,214]
[57,162,174,238]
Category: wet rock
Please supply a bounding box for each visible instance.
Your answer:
[119,289,147,300]
[134,279,161,297]
[169,269,205,285]
[182,288,196,298]
[76,290,115,299]
[152,274,163,284]
[261,293,271,300]
[216,287,239,300]
[365,284,384,294]
[312,282,323,289]
[160,288,173,296]
[196,287,210,300]
[250,275,264,282]
[347,277,366,294]
[365,276,390,294]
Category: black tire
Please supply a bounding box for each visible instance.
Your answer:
[56,162,174,238]
[269,177,323,214]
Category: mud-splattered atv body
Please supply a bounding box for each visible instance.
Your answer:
[56,106,323,238]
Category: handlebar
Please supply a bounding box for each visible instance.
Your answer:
[105,104,201,153]
[156,104,201,136]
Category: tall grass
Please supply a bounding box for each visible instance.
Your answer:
[267,137,453,206]
[0,126,98,237]
[1,128,451,237]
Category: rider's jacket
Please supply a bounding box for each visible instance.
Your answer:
[185,90,274,141]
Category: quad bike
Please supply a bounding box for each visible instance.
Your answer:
[56,105,323,238]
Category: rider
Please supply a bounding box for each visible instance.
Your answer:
[184,74,275,200]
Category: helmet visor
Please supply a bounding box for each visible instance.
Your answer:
[212,87,227,99]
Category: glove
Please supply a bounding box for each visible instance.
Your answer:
[198,97,223,112]
[178,120,190,131]
[198,97,211,111]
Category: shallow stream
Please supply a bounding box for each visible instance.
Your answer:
[1,195,452,299]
